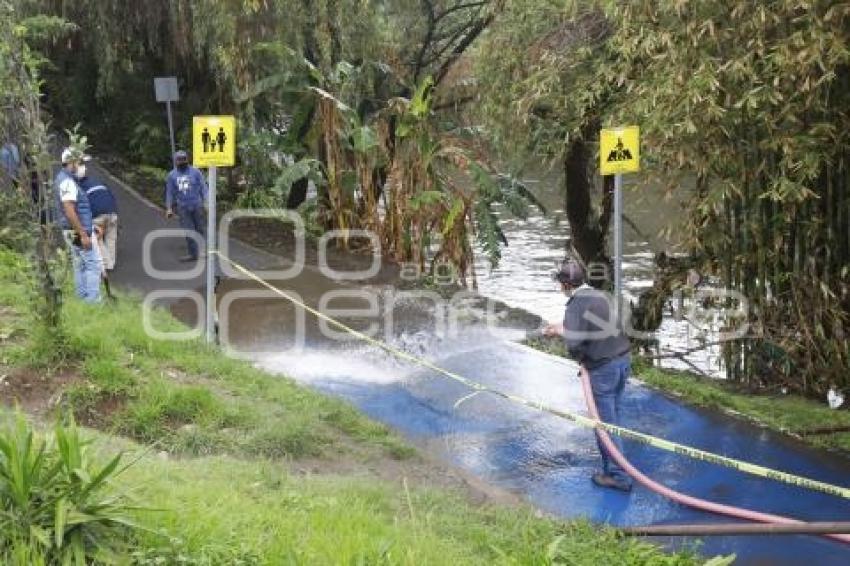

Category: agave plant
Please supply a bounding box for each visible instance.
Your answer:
[0,413,142,564]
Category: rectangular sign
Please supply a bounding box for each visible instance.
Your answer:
[154,77,179,102]
[193,115,236,168]
[600,126,640,175]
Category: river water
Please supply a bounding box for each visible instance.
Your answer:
[472,170,723,376]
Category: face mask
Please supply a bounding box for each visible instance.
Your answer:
[74,164,87,179]
[177,162,188,171]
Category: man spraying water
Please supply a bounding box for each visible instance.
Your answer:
[544,259,633,492]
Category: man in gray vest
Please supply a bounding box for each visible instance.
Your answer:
[55,147,102,303]
[544,259,633,492]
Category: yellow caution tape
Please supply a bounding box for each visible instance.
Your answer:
[214,252,850,500]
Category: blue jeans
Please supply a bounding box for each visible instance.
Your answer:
[178,206,205,259]
[71,240,102,304]
[589,355,632,485]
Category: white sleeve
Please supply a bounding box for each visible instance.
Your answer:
[59,178,78,202]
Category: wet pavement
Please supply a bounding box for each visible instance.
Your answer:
[253,336,850,565]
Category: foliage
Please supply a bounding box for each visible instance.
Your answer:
[236,156,324,209]
[128,120,170,167]
[63,124,90,160]
[0,413,140,564]
[476,0,620,272]
[479,0,850,394]
[243,35,543,283]
[1,0,71,366]
[475,0,611,160]
[598,1,850,393]
[23,0,532,285]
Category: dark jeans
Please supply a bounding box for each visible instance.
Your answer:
[589,355,632,485]
[178,205,205,259]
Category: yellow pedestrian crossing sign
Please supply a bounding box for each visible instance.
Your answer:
[600,126,640,175]
[193,115,236,167]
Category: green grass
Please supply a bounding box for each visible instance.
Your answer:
[635,361,850,452]
[119,448,701,565]
[0,248,413,460]
[524,336,850,453]
[0,248,711,564]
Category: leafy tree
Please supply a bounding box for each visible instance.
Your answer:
[476,0,621,277]
[479,0,850,393]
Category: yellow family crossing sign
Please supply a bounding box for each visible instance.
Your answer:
[193,115,236,167]
[600,126,640,175]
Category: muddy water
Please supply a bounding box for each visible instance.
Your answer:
[471,170,722,376]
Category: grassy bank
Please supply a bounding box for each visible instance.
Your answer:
[635,362,850,453]
[0,249,703,564]
[526,336,850,453]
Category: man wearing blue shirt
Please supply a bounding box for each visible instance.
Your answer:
[78,169,119,271]
[165,150,208,262]
[55,147,102,303]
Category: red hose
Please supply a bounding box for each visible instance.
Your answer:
[578,367,850,544]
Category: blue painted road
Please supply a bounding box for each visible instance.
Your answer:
[260,338,850,565]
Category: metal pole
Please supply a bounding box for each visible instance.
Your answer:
[622,522,850,537]
[205,166,217,343]
[166,100,177,169]
[614,173,623,316]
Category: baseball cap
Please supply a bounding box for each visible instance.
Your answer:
[552,259,586,287]
[174,150,188,162]
[61,147,91,164]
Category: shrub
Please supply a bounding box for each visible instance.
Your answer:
[0,413,141,563]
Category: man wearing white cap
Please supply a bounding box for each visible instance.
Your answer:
[55,147,102,303]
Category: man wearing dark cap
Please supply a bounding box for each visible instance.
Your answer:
[165,150,208,261]
[544,259,633,492]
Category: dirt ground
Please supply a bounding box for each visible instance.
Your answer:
[0,364,80,418]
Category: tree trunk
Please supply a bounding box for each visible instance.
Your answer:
[562,124,611,286]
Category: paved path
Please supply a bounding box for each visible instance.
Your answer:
[91,161,287,298]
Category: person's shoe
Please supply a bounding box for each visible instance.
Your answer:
[179,255,198,263]
[592,472,633,492]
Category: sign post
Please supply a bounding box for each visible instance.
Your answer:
[154,77,180,168]
[599,126,640,316]
[192,115,236,343]
[206,165,217,343]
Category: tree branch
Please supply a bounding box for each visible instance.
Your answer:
[433,11,495,87]
[412,0,437,83]
[435,1,488,24]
